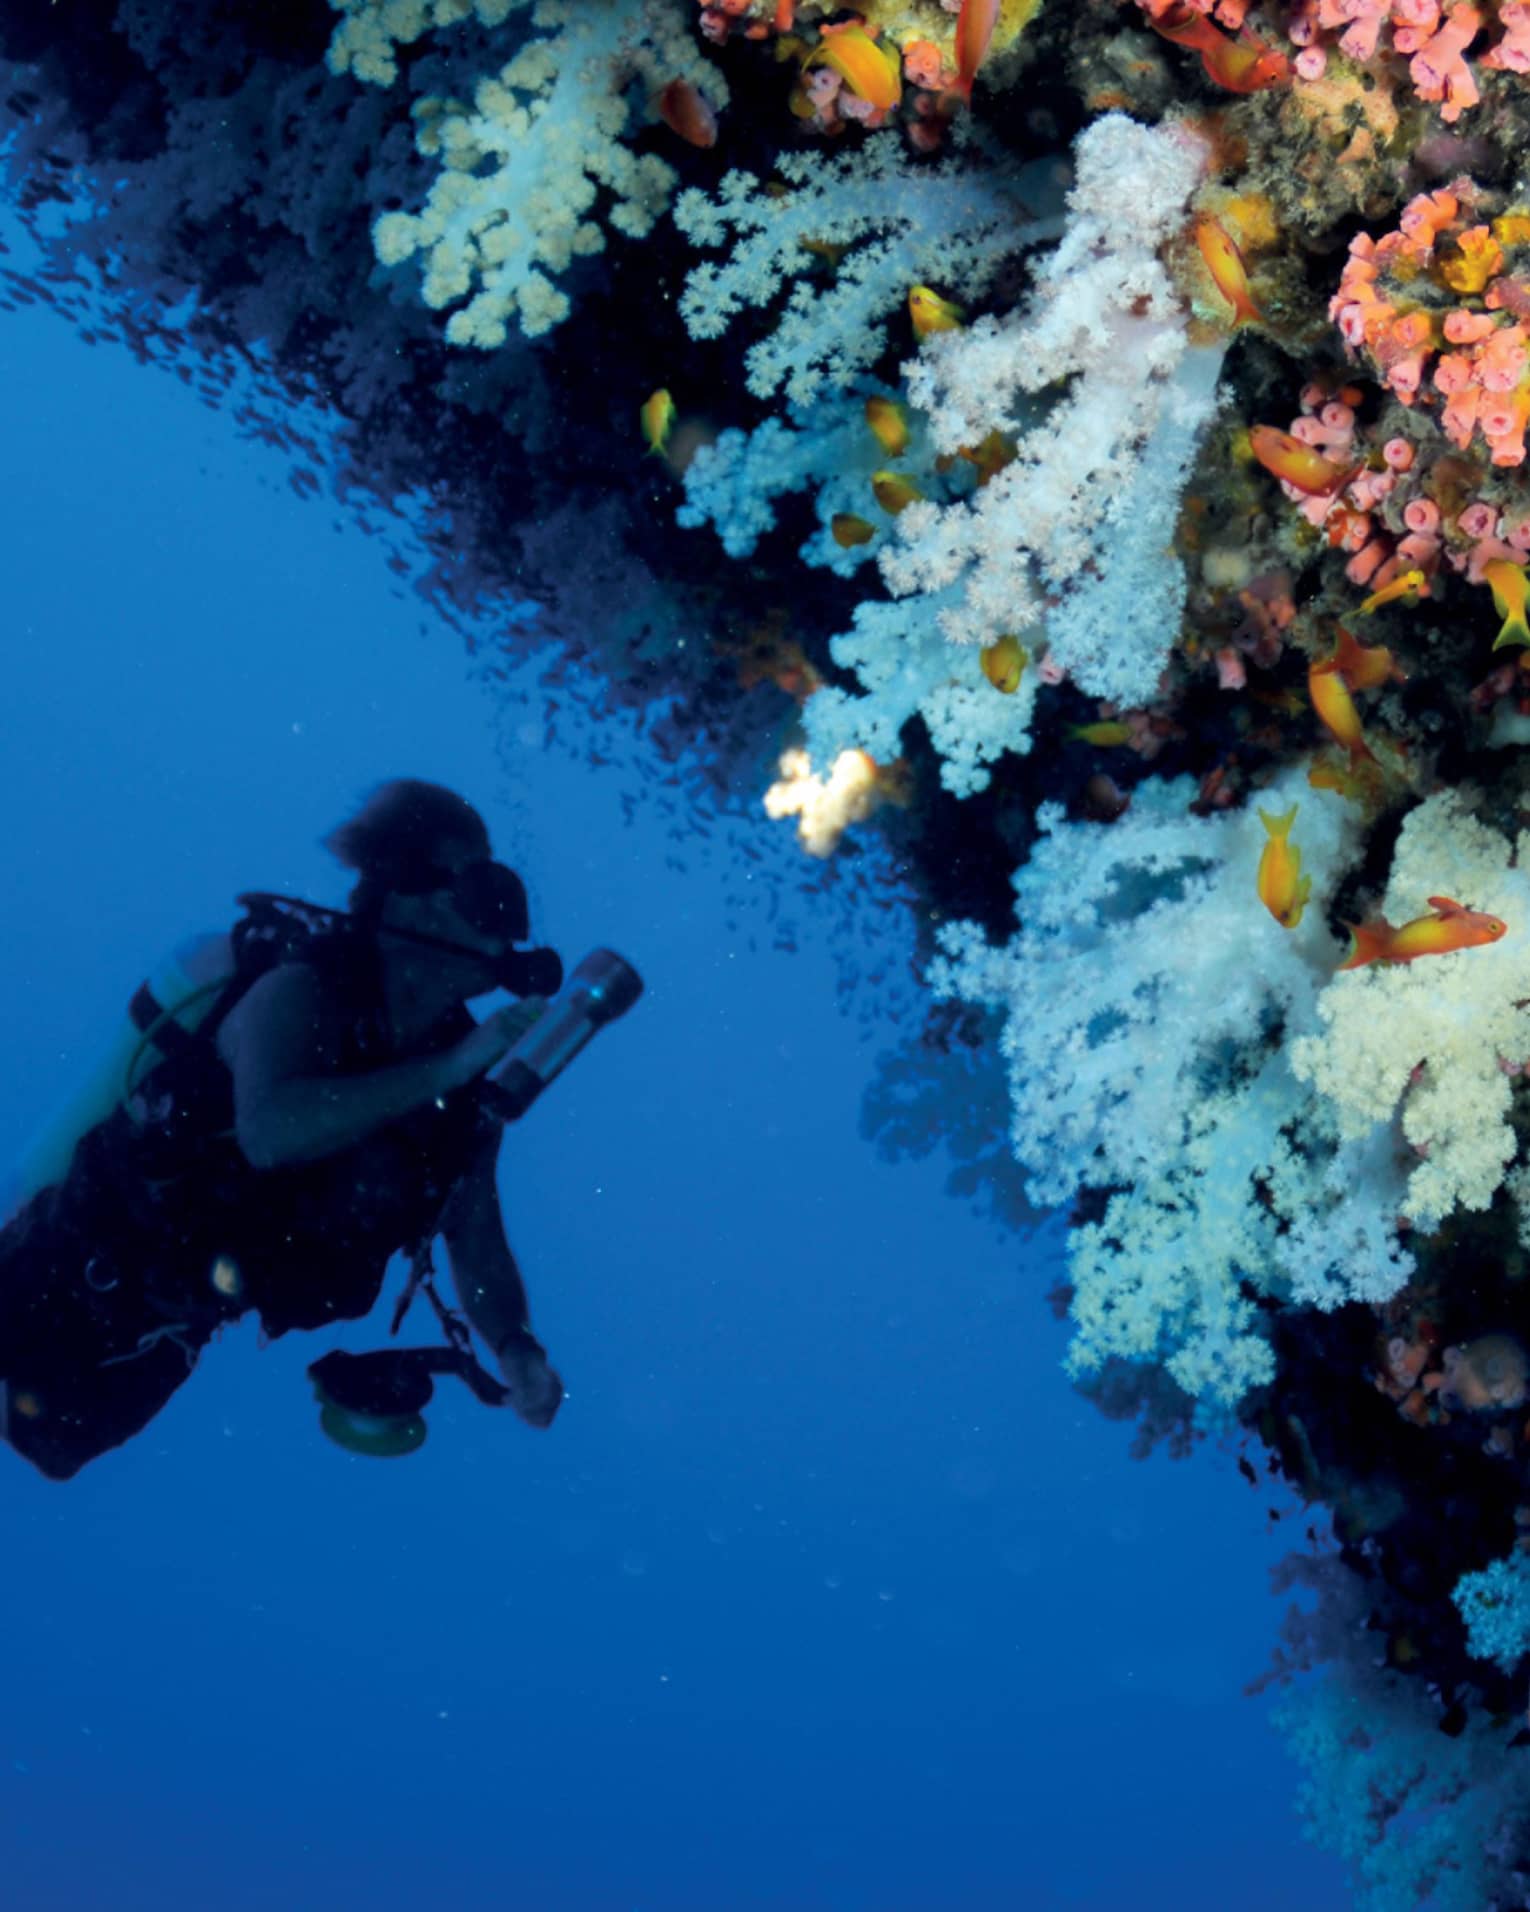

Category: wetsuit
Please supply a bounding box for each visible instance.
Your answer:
[0,930,491,1480]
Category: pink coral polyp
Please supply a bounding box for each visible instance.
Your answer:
[1331,191,1530,466]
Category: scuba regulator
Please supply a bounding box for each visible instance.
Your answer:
[309,949,643,1459]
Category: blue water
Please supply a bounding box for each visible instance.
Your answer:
[0,256,1350,1907]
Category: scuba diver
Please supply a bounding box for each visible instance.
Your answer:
[0,778,639,1480]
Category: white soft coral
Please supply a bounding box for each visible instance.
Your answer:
[357,0,720,341]
[675,143,1061,407]
[1292,790,1530,1230]
[931,774,1413,1402]
[889,115,1222,706]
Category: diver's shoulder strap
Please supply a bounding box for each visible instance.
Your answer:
[228,893,352,983]
[123,898,357,1120]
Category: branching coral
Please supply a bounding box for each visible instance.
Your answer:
[676,389,916,571]
[1270,1552,1530,1912]
[1291,791,1530,1232]
[674,141,1062,406]
[1454,1545,1530,1670]
[327,0,520,88]
[679,115,1227,797]
[31,0,1530,1884]
[928,774,1412,1401]
[803,590,1041,796]
[356,0,722,340]
[885,115,1222,703]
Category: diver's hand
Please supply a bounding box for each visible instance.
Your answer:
[497,1328,564,1429]
[436,998,547,1093]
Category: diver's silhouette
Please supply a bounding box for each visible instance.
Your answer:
[0,779,573,1478]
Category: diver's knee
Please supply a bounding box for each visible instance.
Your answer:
[0,1382,87,1481]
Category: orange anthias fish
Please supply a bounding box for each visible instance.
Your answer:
[1339,896,1508,970]
[1486,558,1530,650]
[1195,215,1262,328]
[953,0,1001,99]
[1145,1,1227,48]
[1146,4,1287,92]
[1309,626,1391,761]
[1249,424,1354,496]
[1256,804,1311,929]
[657,78,717,149]
[1202,32,1288,92]
[807,26,902,109]
[1330,624,1397,692]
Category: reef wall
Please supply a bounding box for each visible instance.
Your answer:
[13,2,1530,1897]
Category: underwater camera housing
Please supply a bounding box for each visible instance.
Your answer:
[308,949,643,1458]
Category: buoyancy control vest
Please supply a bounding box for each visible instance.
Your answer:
[1,896,492,1340]
[1,894,353,1223]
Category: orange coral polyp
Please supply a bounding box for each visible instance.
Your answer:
[1399,189,1459,248]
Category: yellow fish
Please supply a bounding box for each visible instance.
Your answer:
[806,27,901,109]
[1486,559,1530,650]
[865,397,910,458]
[909,284,964,339]
[1358,568,1426,616]
[980,635,1026,694]
[1256,804,1311,929]
[871,470,924,515]
[959,428,1017,486]
[831,513,875,548]
[1067,721,1132,747]
[640,388,675,457]
[1194,214,1262,328]
[1309,628,1389,763]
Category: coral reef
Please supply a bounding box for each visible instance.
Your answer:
[19,0,1530,1894]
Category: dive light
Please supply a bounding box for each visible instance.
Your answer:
[479,948,643,1122]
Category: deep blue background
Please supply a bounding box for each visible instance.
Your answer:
[0,227,1350,1909]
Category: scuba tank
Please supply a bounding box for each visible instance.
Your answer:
[0,894,378,1225]
[1,932,234,1221]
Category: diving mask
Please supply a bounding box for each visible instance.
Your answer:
[383,859,564,997]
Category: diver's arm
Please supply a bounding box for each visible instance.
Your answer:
[220,966,520,1171]
[440,1138,531,1349]
[441,1139,562,1428]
